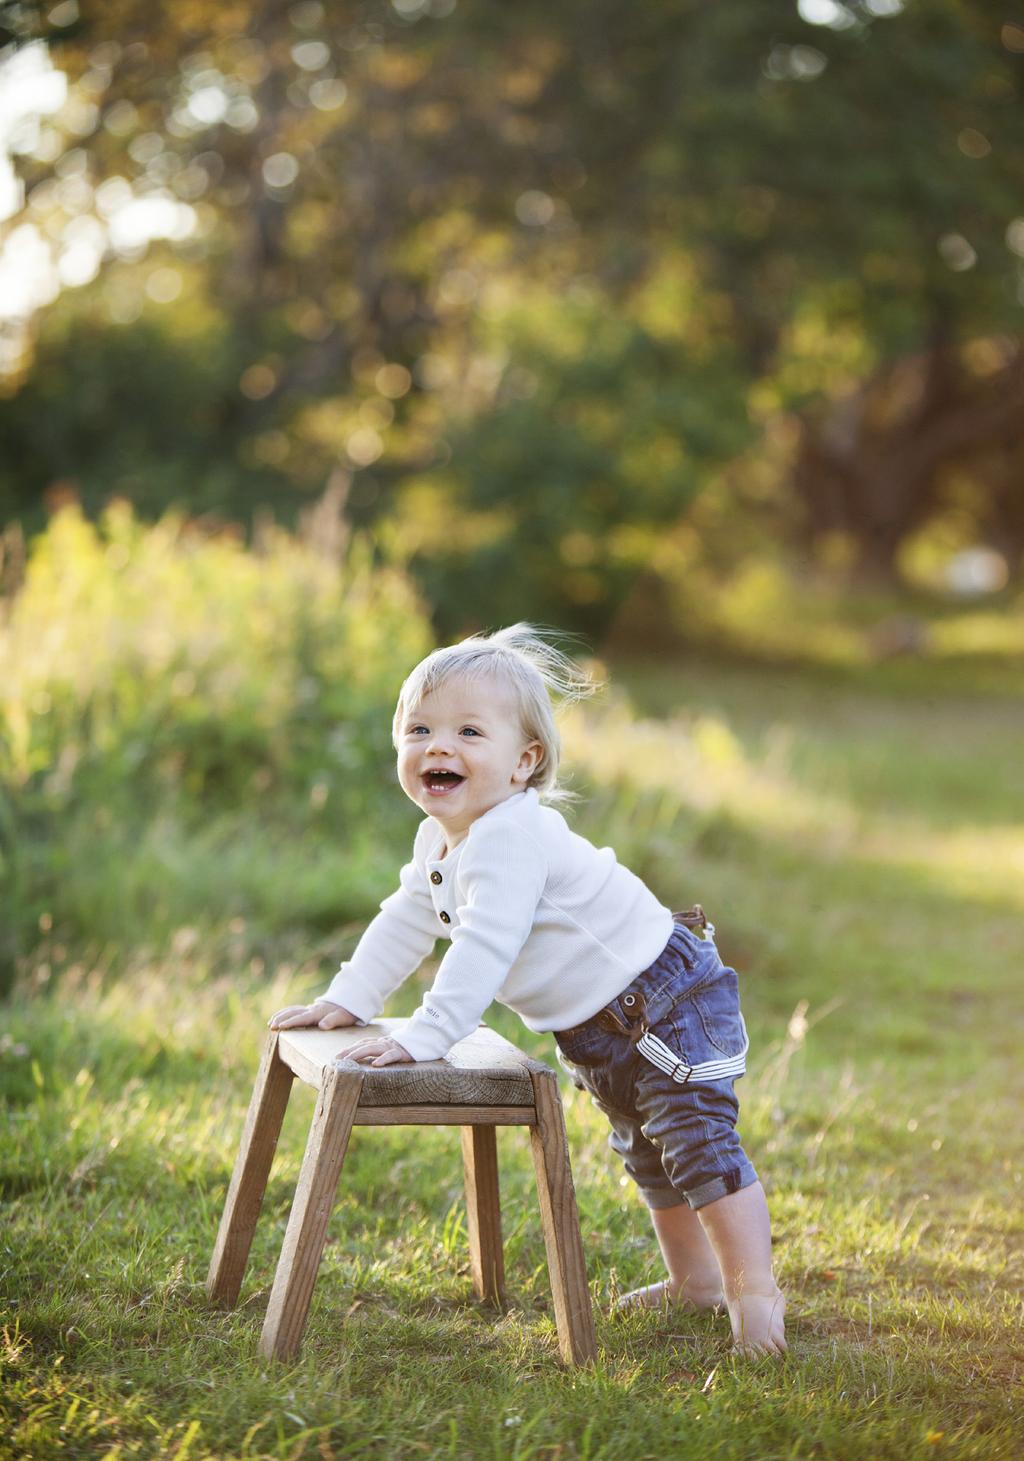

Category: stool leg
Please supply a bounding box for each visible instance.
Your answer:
[528,1068,597,1365]
[259,1064,363,1361]
[207,1030,295,1307]
[460,1125,505,1304]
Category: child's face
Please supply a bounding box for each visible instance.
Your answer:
[396,674,543,847]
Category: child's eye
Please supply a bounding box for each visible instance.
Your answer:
[408,725,429,735]
[460,727,481,737]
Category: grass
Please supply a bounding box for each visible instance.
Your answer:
[2,652,1023,1459]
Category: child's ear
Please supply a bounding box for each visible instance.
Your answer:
[515,740,544,782]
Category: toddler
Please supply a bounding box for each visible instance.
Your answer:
[269,624,786,1354]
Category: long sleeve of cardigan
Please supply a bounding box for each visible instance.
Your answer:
[319,843,439,1021]
[388,821,548,1061]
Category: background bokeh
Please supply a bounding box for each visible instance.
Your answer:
[1,8,1022,1457]
[2,0,1024,638]
[3,0,1023,981]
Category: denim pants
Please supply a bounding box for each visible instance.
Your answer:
[554,921,758,1211]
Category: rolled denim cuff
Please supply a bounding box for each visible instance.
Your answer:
[639,1185,690,1211]
[683,1160,759,1211]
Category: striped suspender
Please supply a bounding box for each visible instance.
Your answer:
[635,1019,749,1085]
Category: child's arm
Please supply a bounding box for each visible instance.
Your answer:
[353,820,546,1066]
[269,822,440,1033]
[317,878,438,1020]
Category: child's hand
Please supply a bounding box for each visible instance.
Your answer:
[267,999,356,1030]
[342,1035,414,1068]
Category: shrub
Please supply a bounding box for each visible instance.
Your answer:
[0,504,433,991]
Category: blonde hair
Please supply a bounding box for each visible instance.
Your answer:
[392,623,602,804]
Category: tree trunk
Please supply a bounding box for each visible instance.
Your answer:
[792,339,1024,583]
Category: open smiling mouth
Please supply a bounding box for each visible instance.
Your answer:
[422,770,465,795]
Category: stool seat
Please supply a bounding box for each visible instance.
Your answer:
[206,1021,596,1366]
[278,1020,537,1110]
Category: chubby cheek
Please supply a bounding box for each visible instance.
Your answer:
[396,754,421,798]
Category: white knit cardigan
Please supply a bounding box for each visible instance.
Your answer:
[320,787,674,1061]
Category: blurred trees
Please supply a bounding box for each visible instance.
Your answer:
[0,0,1022,634]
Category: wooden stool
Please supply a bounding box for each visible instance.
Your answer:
[206,1020,597,1365]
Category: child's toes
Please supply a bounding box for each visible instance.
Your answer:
[727,1291,787,1356]
[612,1281,677,1313]
[733,1333,787,1358]
[613,1281,725,1315]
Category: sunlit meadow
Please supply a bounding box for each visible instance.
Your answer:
[1,511,1022,1459]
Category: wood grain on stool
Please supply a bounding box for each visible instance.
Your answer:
[259,1065,364,1361]
[527,1064,598,1365]
[461,1125,505,1303]
[206,1031,295,1308]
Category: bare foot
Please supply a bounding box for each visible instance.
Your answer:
[614,1279,724,1314]
[727,1287,787,1355]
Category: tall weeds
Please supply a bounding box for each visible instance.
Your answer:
[0,503,433,992]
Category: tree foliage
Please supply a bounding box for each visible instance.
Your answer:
[1,0,1022,628]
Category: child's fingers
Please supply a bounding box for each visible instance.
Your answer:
[268,1002,353,1032]
[269,1011,307,1028]
[317,1007,354,1029]
[342,1039,382,1062]
[370,1045,412,1067]
[344,1038,411,1066]
[268,1006,322,1029]
[267,1006,304,1027]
